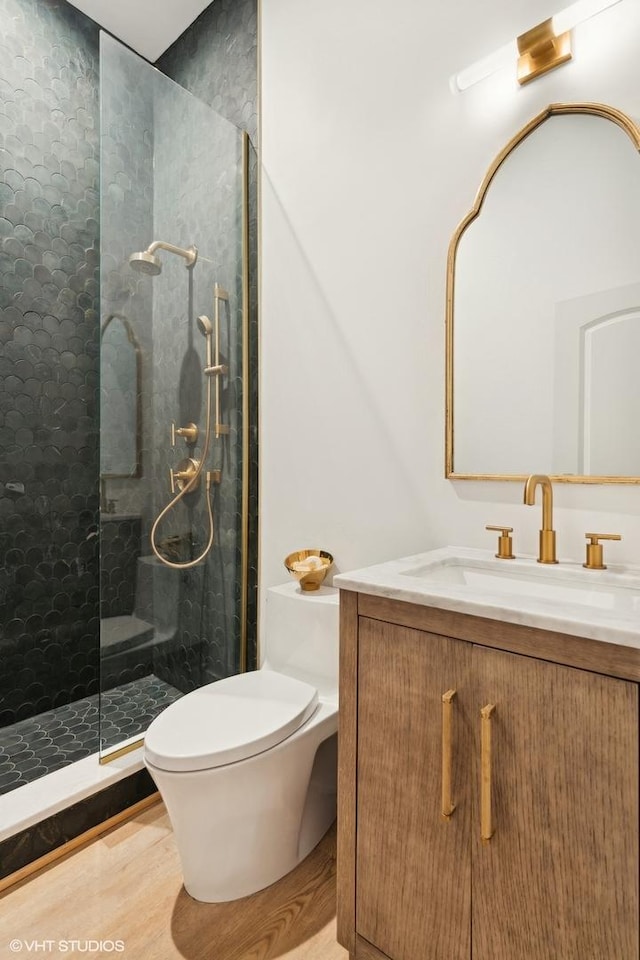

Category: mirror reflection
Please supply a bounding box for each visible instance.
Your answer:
[447,105,640,482]
[100,313,141,478]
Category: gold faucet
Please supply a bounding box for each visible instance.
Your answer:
[523,474,558,564]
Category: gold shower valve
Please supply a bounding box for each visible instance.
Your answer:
[486,525,515,560]
[169,457,201,494]
[171,421,198,446]
[583,532,621,570]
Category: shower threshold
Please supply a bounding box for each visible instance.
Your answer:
[0,737,148,847]
[0,674,182,797]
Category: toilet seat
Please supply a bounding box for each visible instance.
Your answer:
[144,669,319,773]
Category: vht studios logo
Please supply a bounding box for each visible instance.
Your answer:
[9,941,125,954]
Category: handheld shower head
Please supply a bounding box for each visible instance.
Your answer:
[197,315,214,369]
[197,315,213,337]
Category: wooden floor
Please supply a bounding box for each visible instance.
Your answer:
[0,801,349,960]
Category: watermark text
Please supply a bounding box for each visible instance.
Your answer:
[9,940,125,954]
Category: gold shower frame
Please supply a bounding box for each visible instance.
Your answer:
[445,102,640,484]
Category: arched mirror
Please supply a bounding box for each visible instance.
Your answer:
[446,103,640,483]
[100,313,142,477]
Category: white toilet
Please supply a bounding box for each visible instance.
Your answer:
[143,581,339,902]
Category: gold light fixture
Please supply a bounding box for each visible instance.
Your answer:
[517,18,572,85]
[452,0,623,92]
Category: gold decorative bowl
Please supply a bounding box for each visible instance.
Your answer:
[284,549,334,591]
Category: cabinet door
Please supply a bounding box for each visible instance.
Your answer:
[473,646,639,960]
[356,618,472,960]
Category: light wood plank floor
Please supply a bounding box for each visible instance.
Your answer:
[0,802,349,960]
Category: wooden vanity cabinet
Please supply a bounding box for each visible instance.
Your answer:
[337,591,640,960]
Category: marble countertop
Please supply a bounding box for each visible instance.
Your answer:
[333,546,640,650]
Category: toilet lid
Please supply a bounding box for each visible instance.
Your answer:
[144,670,319,773]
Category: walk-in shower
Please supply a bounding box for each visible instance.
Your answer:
[98,33,249,762]
[0,25,251,826]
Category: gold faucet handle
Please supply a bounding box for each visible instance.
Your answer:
[486,525,515,560]
[171,421,198,446]
[169,466,190,494]
[583,532,622,570]
[169,457,201,496]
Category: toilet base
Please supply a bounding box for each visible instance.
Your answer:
[145,700,338,902]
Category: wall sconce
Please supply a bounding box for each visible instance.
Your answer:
[452,0,623,92]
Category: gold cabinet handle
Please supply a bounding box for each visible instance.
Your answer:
[441,689,457,819]
[480,703,496,841]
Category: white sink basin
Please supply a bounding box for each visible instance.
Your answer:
[401,556,640,614]
[334,547,640,648]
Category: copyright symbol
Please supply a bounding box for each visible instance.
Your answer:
[9,941,22,953]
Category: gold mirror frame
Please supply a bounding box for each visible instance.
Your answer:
[445,102,640,484]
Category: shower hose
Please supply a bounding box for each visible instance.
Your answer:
[150,366,215,570]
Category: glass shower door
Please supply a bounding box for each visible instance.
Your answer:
[99,33,248,758]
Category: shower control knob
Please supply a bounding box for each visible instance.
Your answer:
[171,421,198,446]
[169,458,201,494]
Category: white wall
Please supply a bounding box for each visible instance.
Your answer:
[260,0,640,608]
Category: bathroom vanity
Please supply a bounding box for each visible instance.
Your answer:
[335,548,640,960]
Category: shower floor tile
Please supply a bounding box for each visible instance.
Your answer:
[0,676,183,796]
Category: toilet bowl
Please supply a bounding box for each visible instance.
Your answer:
[143,581,339,902]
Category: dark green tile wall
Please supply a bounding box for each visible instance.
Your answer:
[159,0,259,670]
[0,0,100,726]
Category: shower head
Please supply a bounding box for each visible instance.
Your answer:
[129,240,198,276]
[197,315,213,337]
[129,250,162,275]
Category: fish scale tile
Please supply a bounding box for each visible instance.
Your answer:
[158,0,259,675]
[1,0,258,789]
[0,674,183,794]
[0,0,100,727]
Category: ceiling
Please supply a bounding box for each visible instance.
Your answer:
[65,0,213,62]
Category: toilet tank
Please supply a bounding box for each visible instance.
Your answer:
[262,582,339,701]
